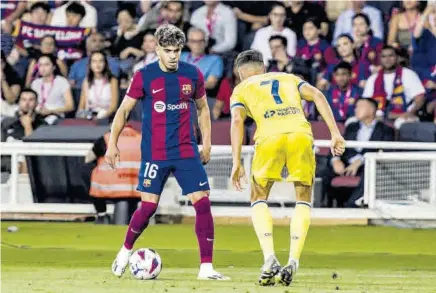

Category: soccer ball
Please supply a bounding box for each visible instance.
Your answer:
[129,248,162,280]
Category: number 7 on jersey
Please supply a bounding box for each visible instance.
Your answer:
[260,79,283,104]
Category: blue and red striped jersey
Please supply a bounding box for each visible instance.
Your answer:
[126,61,206,161]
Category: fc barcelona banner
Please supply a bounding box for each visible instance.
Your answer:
[13,21,91,60]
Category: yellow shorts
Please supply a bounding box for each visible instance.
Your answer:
[251,132,315,187]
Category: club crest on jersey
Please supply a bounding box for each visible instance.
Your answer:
[182,84,192,95]
[143,179,152,187]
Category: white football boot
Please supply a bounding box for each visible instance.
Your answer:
[197,263,231,280]
[111,246,132,277]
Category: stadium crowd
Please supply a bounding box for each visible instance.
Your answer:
[1,0,436,208]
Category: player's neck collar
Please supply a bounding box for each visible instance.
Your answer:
[158,61,178,73]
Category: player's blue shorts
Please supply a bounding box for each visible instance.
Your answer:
[136,156,210,196]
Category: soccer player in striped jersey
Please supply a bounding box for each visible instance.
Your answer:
[107,24,229,281]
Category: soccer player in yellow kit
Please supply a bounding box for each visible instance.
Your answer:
[230,50,345,286]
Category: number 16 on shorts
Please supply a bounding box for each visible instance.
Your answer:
[142,162,158,188]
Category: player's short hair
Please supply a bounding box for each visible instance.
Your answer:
[234,50,264,68]
[155,24,186,48]
[333,61,353,74]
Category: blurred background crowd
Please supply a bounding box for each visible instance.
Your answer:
[1,0,435,128]
[1,1,436,209]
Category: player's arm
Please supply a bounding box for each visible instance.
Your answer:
[194,68,211,164]
[195,96,212,164]
[105,71,142,168]
[230,106,246,166]
[299,81,345,156]
[230,100,247,191]
[108,97,138,148]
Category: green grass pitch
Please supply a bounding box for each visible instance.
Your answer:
[2,222,436,293]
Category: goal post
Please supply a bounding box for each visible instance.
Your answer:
[364,152,436,209]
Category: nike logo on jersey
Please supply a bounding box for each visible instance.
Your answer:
[152,88,164,94]
[199,181,208,186]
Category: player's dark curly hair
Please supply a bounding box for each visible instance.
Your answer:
[155,24,185,48]
[234,50,264,68]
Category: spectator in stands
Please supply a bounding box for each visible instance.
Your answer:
[282,0,329,39]
[76,51,119,121]
[51,1,96,28]
[296,17,334,72]
[181,27,223,90]
[69,32,120,89]
[163,1,191,35]
[318,34,370,91]
[0,1,27,33]
[1,51,21,118]
[324,97,394,207]
[412,2,436,120]
[230,1,270,32]
[1,88,47,173]
[136,1,164,32]
[333,1,384,43]
[212,66,240,120]
[137,1,190,35]
[25,36,68,87]
[251,2,297,65]
[388,0,423,52]
[132,29,158,73]
[190,1,237,54]
[30,54,74,125]
[229,1,270,50]
[266,35,295,73]
[111,6,144,79]
[324,62,362,122]
[362,45,426,121]
[352,13,383,73]
[21,2,51,25]
[92,0,118,34]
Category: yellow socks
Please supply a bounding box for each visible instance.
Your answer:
[251,200,275,262]
[289,201,311,266]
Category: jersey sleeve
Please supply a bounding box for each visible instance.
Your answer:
[126,71,145,100]
[194,68,206,99]
[230,84,247,110]
[292,75,308,93]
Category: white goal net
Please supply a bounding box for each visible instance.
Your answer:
[364,152,436,223]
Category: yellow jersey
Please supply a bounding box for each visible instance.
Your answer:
[230,72,312,141]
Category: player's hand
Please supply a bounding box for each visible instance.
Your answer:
[104,145,120,169]
[200,146,211,165]
[231,163,246,192]
[344,160,362,176]
[331,134,345,157]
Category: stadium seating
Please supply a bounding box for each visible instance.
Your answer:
[311,121,345,156]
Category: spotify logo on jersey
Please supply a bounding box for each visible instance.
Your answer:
[154,101,166,113]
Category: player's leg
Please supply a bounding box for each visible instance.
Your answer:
[250,135,286,286]
[173,157,229,280]
[276,133,315,286]
[112,161,170,277]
